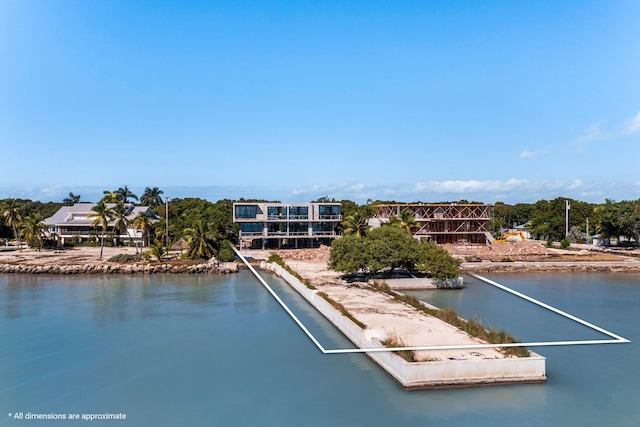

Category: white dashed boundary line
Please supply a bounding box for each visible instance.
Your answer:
[233,247,630,354]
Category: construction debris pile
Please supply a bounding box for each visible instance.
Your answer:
[444,241,557,262]
[271,245,332,263]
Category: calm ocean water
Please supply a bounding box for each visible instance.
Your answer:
[1,271,638,426]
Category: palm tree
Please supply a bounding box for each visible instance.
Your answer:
[101,190,120,204]
[342,210,370,238]
[2,200,23,250]
[132,211,154,248]
[116,186,138,204]
[111,201,135,251]
[140,187,164,208]
[62,192,81,205]
[388,210,419,235]
[183,220,217,260]
[89,201,113,259]
[148,239,166,261]
[19,213,46,251]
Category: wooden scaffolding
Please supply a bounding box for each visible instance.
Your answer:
[374,203,494,244]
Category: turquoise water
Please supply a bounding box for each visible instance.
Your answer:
[1,271,638,426]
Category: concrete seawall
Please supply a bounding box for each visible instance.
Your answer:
[263,262,546,389]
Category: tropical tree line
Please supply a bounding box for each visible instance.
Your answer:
[0,199,61,251]
[5,193,640,258]
[77,190,239,261]
[492,197,640,245]
[338,196,640,247]
[0,187,231,260]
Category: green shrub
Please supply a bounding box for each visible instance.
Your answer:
[317,292,366,329]
[267,253,285,266]
[392,292,530,357]
[617,240,638,248]
[382,335,415,362]
[217,245,236,262]
[560,238,570,249]
[108,254,140,263]
[371,280,393,295]
[546,238,553,248]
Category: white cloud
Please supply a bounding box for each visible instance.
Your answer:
[291,178,598,203]
[575,121,612,143]
[566,179,584,190]
[624,111,640,134]
[574,110,640,144]
[3,180,634,206]
[414,179,528,194]
[519,149,547,159]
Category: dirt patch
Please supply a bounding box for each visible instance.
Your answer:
[0,247,140,266]
[444,241,635,262]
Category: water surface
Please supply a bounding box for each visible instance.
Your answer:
[1,271,638,426]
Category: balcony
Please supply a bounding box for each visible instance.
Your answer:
[239,231,338,238]
[318,214,342,221]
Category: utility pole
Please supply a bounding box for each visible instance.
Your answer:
[565,200,570,237]
[165,197,169,251]
[586,217,589,244]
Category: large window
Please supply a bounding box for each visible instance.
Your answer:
[240,223,262,234]
[268,223,287,234]
[267,206,287,219]
[318,205,340,219]
[235,205,257,219]
[312,222,335,234]
[289,206,308,220]
[289,222,308,234]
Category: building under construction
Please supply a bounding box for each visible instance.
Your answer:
[373,203,494,245]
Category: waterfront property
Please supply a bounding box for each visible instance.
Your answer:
[260,260,546,389]
[44,203,158,246]
[372,203,494,245]
[233,202,342,249]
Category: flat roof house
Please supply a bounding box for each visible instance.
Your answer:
[233,202,342,249]
[44,203,158,246]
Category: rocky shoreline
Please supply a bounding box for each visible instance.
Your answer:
[0,261,238,275]
[460,260,640,273]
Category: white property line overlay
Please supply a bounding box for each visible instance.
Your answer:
[232,247,629,354]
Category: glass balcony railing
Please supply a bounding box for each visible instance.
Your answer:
[239,231,338,238]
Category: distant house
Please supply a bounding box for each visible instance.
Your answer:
[233,202,342,249]
[44,203,158,246]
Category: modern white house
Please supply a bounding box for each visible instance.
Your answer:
[44,203,158,247]
[233,202,342,249]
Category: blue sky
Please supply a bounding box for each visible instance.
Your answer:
[1,1,639,204]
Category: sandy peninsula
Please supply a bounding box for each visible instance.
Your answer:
[244,247,507,362]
